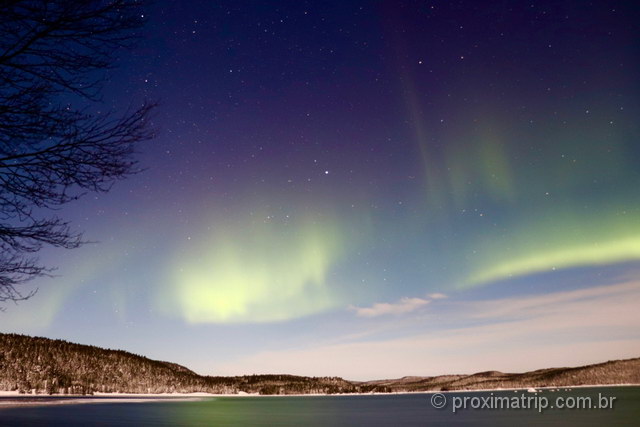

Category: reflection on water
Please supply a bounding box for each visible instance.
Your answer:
[1,387,638,426]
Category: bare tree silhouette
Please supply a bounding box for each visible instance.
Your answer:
[0,1,155,303]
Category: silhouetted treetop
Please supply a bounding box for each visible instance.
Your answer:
[0,0,155,303]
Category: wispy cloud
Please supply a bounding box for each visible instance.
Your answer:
[350,297,430,317]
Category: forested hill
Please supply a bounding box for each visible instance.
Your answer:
[0,333,638,395]
[0,333,368,395]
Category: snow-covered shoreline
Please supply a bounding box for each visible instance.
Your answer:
[0,392,211,408]
[0,383,638,408]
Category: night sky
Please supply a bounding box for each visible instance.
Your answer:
[3,1,640,379]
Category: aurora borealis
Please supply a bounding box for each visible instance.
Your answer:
[2,0,639,378]
[162,214,346,323]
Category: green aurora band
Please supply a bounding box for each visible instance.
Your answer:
[464,207,640,286]
[163,215,345,323]
[403,75,640,289]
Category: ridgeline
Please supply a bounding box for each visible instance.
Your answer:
[0,333,638,395]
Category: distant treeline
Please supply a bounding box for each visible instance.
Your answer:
[0,333,638,395]
[366,359,640,392]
